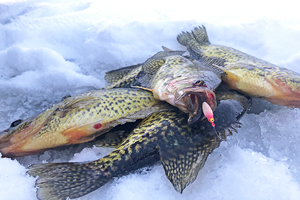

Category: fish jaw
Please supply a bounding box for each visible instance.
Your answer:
[0,118,46,157]
[163,86,217,125]
[0,120,104,157]
[153,75,219,125]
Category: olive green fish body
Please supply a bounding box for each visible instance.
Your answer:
[105,49,220,124]
[178,26,300,107]
[0,88,171,157]
[28,91,251,200]
[104,50,185,89]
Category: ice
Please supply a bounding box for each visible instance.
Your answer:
[0,156,36,200]
[1,0,300,200]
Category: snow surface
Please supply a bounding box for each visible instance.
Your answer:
[1,0,300,200]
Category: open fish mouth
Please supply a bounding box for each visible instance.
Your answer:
[175,88,216,124]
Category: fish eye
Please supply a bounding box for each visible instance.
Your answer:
[194,80,204,86]
[10,119,23,127]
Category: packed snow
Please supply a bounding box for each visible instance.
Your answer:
[1,0,300,200]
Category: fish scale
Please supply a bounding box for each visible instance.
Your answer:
[104,50,185,89]
[178,25,300,107]
[0,88,171,157]
[104,48,221,124]
[28,91,251,200]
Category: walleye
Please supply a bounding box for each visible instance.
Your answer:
[146,55,221,124]
[0,88,171,157]
[105,51,222,124]
[27,91,251,200]
[178,26,300,107]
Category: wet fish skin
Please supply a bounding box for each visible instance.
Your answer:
[104,50,221,124]
[148,55,221,124]
[105,64,143,89]
[104,50,185,89]
[178,25,300,107]
[0,88,171,157]
[27,91,251,200]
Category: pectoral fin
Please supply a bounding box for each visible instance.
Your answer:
[131,85,153,92]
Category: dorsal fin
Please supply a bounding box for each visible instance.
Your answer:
[60,95,96,111]
[105,65,142,89]
[104,63,142,85]
[132,50,185,88]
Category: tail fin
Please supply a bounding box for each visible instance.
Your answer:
[191,25,211,45]
[177,31,194,46]
[28,162,111,200]
[177,25,211,46]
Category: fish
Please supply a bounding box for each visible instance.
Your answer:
[105,49,222,124]
[27,90,251,200]
[177,25,300,107]
[104,49,186,89]
[0,88,171,157]
[146,55,222,124]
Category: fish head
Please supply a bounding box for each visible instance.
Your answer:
[162,71,221,124]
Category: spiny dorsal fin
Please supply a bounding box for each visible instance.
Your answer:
[60,95,95,110]
[104,63,142,85]
[105,65,142,89]
[132,50,185,88]
[150,50,186,59]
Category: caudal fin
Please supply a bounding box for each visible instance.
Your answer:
[177,31,194,46]
[191,25,211,45]
[177,25,211,46]
[28,161,111,200]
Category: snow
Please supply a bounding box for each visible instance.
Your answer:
[1,0,300,200]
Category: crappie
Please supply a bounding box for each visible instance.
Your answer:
[0,88,170,157]
[27,91,251,200]
[178,26,300,107]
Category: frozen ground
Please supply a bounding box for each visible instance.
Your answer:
[1,0,300,200]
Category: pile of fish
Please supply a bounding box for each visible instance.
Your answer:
[1,26,300,200]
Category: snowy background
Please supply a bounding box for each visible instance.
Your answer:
[1,0,300,199]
